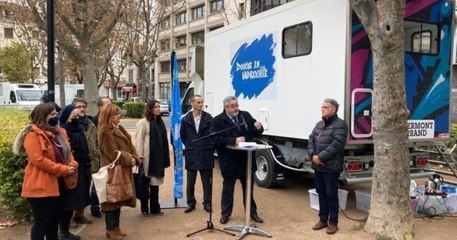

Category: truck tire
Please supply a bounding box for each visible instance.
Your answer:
[255,149,279,188]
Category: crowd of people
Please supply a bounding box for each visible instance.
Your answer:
[16,94,347,239]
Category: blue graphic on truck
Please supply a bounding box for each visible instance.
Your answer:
[230,34,276,99]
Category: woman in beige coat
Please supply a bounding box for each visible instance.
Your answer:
[135,99,170,216]
[98,104,139,239]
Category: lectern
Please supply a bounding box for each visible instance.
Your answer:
[224,144,272,240]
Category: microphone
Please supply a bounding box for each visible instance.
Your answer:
[240,115,248,131]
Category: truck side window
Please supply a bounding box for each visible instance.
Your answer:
[10,91,16,103]
[404,20,438,55]
[282,21,312,58]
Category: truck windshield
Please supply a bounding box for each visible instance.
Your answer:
[17,90,42,101]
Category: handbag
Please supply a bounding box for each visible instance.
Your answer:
[106,159,135,203]
[92,151,121,203]
[133,164,150,199]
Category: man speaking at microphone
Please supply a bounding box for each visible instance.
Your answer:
[211,96,264,225]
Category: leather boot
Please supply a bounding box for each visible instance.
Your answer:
[115,227,127,237]
[105,229,123,240]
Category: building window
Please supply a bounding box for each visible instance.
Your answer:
[192,5,204,20]
[161,61,170,73]
[178,59,186,72]
[176,11,186,25]
[191,31,204,45]
[160,39,170,51]
[405,20,438,55]
[282,21,312,58]
[128,69,134,82]
[209,25,223,32]
[175,35,187,48]
[251,0,291,16]
[210,0,224,13]
[4,28,13,39]
[159,82,170,100]
[239,3,245,19]
[160,16,170,30]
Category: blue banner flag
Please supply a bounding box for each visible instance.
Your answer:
[170,52,184,199]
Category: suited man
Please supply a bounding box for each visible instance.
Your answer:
[180,95,214,213]
[211,96,264,225]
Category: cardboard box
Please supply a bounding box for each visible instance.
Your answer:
[308,188,348,211]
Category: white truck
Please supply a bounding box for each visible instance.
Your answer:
[0,81,42,109]
[182,0,455,186]
[40,84,84,106]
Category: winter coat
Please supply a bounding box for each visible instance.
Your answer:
[135,118,170,179]
[80,117,99,173]
[18,124,78,198]
[212,110,263,177]
[60,120,91,211]
[98,124,139,211]
[307,114,348,173]
[180,111,214,171]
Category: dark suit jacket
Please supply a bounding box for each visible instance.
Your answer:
[211,110,263,177]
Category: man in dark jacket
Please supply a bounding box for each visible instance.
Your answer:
[212,96,264,225]
[307,98,348,235]
[180,95,214,213]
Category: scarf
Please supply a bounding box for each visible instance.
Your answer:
[147,117,170,177]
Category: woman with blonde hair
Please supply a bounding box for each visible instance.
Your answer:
[98,104,139,239]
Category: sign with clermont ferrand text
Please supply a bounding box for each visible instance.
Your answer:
[408,120,434,139]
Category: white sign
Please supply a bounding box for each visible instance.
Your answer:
[408,120,434,139]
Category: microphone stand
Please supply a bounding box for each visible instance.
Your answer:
[186,122,241,237]
[186,159,235,237]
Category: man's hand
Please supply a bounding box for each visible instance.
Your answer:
[312,155,323,166]
[236,136,246,145]
[254,121,262,130]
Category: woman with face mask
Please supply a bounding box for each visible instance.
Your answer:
[16,102,78,240]
[57,104,92,240]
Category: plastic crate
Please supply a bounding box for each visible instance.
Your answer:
[308,188,348,211]
[355,189,371,212]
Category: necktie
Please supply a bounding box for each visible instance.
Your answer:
[232,116,239,124]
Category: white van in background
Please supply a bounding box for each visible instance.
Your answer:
[40,84,84,106]
[0,81,42,109]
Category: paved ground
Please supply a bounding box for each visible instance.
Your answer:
[1,118,457,239]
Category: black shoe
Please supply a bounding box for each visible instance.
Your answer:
[220,216,229,224]
[251,213,264,223]
[141,211,150,216]
[59,230,81,240]
[203,204,212,213]
[91,211,102,218]
[151,211,164,216]
[184,205,195,213]
[72,216,92,224]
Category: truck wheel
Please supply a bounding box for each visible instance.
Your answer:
[255,150,279,188]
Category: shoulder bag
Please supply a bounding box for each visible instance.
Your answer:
[92,151,121,203]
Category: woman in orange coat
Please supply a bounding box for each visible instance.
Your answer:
[18,102,78,240]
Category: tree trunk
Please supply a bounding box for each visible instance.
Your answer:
[350,1,413,239]
[83,54,99,116]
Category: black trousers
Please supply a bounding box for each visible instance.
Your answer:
[104,208,121,230]
[140,185,160,214]
[186,169,211,207]
[59,210,73,232]
[28,197,61,240]
[221,174,257,217]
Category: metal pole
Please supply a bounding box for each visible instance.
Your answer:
[46,0,55,102]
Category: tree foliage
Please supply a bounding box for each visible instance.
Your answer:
[0,42,31,83]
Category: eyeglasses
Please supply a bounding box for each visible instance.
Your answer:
[321,106,333,109]
[228,104,239,108]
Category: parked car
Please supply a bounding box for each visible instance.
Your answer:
[158,99,170,115]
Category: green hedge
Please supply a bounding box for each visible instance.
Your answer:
[124,102,145,118]
[112,100,125,109]
[0,109,31,218]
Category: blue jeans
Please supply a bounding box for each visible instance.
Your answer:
[314,171,340,225]
[90,185,100,213]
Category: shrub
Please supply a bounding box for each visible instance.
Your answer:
[0,109,31,218]
[112,100,124,109]
[124,102,145,118]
